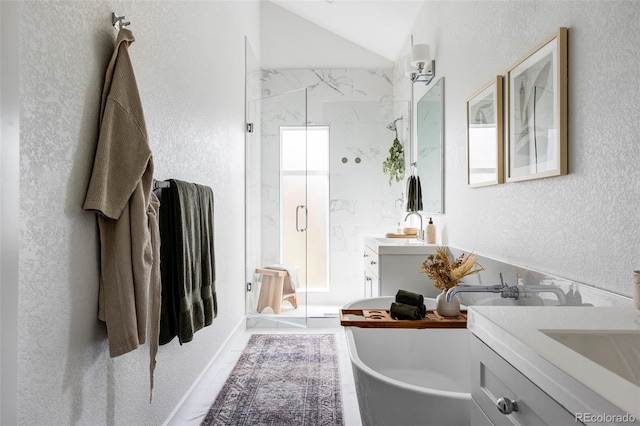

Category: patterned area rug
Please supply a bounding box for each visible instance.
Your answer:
[201,334,344,426]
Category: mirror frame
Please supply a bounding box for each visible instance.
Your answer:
[416,77,444,214]
[466,76,504,187]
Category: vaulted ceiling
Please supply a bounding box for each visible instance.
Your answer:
[268,0,426,62]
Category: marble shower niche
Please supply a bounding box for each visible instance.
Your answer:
[254,68,410,308]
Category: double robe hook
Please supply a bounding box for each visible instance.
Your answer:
[111,12,131,30]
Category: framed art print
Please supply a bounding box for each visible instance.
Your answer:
[467,76,504,187]
[506,27,568,182]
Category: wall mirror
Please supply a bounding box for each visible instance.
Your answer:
[416,77,444,214]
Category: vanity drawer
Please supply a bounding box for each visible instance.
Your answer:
[471,335,579,426]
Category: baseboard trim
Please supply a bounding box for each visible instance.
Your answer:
[162,315,247,426]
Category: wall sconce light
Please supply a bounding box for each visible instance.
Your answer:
[406,36,436,85]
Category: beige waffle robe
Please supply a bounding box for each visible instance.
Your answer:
[83,27,160,374]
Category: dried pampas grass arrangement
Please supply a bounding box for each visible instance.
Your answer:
[420,246,484,290]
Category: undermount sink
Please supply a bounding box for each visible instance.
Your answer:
[541,330,640,386]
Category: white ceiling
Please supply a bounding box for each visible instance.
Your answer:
[268,0,426,62]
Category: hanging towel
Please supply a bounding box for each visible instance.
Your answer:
[155,187,179,345]
[157,179,216,345]
[266,264,300,289]
[406,176,413,211]
[196,184,218,325]
[171,179,204,344]
[406,175,423,212]
[415,175,423,211]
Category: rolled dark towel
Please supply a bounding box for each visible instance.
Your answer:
[418,304,427,318]
[395,289,427,318]
[390,302,423,320]
[396,289,424,306]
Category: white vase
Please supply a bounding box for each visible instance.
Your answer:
[436,289,460,317]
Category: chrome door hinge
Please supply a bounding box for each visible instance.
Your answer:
[246,282,252,291]
[246,123,254,133]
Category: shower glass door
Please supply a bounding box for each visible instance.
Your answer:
[245,89,309,326]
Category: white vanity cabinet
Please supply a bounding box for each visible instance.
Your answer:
[468,306,640,426]
[470,335,577,425]
[362,237,439,298]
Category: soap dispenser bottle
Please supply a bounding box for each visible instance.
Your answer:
[426,217,436,244]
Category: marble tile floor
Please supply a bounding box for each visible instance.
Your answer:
[165,324,363,426]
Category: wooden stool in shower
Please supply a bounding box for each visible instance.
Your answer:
[255,268,298,314]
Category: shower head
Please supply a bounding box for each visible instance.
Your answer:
[386,117,403,132]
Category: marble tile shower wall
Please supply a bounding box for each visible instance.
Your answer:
[260,69,409,304]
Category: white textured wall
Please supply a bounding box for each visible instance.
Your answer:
[17,1,258,424]
[398,1,640,296]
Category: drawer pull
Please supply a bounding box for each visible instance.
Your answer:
[496,397,518,415]
[370,261,377,265]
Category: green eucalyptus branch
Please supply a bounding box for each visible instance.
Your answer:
[382,138,405,185]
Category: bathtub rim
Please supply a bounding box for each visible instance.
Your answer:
[343,324,471,401]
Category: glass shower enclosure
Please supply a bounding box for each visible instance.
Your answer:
[245,89,314,327]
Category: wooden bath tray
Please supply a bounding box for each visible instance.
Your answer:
[339,309,467,329]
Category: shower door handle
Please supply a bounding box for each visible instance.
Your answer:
[295,205,308,232]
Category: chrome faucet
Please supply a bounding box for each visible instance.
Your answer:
[446,284,509,303]
[404,212,424,241]
[518,284,566,305]
[446,280,566,305]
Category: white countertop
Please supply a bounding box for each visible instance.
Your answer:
[364,235,438,255]
[468,306,640,420]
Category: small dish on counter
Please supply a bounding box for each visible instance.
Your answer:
[403,227,418,236]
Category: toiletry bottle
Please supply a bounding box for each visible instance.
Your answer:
[426,217,436,244]
[396,222,403,234]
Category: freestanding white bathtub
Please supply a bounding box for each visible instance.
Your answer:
[343,297,471,426]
